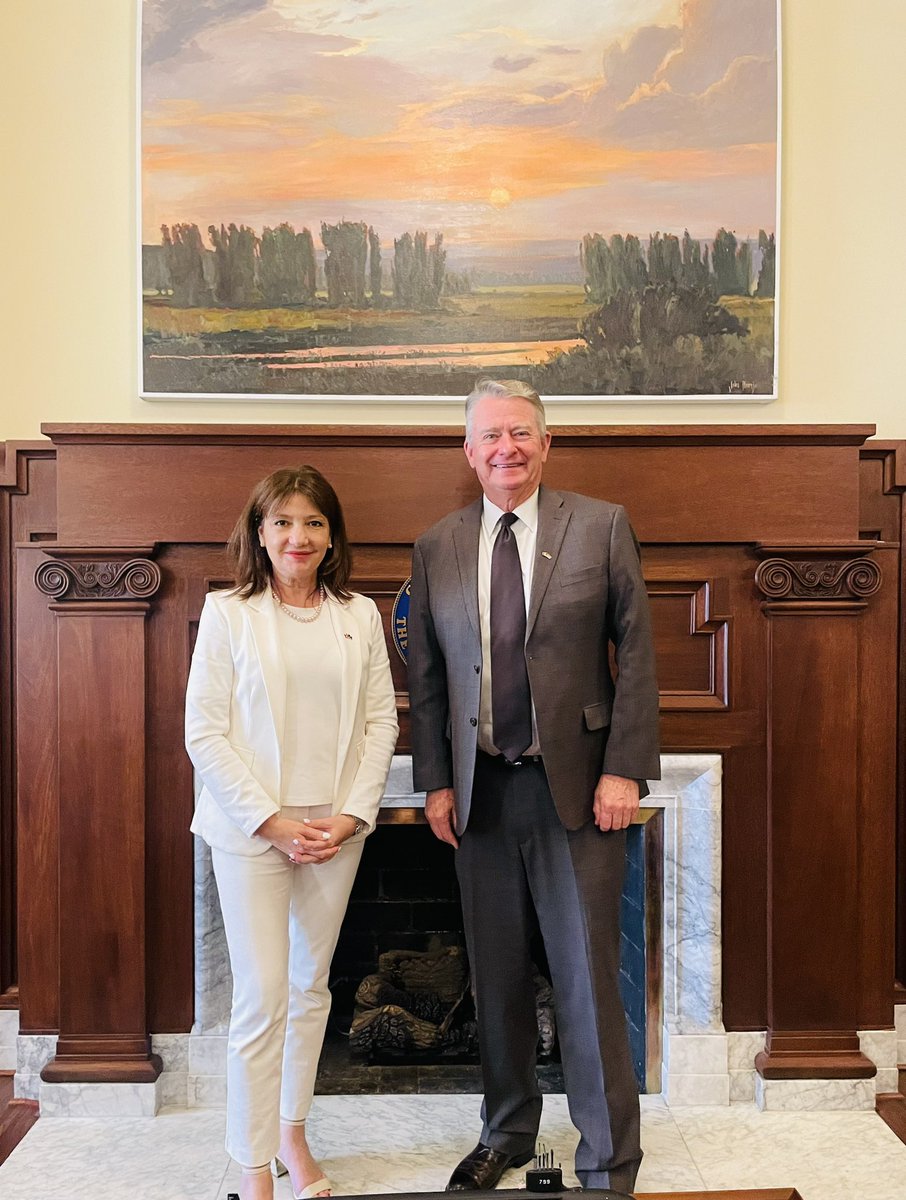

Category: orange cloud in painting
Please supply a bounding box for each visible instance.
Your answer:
[141,0,776,243]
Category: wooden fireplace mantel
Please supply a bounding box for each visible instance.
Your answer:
[1,422,902,1086]
[41,421,876,443]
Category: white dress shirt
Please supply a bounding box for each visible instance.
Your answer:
[477,489,541,756]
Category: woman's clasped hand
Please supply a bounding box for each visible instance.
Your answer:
[257,813,358,863]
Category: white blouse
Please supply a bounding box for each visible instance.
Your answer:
[276,606,343,806]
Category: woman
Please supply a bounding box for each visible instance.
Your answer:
[186,466,399,1200]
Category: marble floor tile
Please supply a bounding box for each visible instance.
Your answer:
[672,1106,906,1200]
[2,1092,906,1200]
[635,1126,705,1191]
[0,1110,229,1200]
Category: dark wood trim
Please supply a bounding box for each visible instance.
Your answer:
[0,1072,38,1167]
[876,1094,906,1148]
[0,471,12,1001]
[0,442,54,488]
[15,541,60,1032]
[643,808,665,1093]
[0,446,57,1014]
[41,1053,163,1085]
[356,1191,804,1200]
[42,422,875,447]
[861,444,906,992]
[638,1192,803,1200]
[755,1031,876,1079]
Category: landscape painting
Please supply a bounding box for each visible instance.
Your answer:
[140,0,779,400]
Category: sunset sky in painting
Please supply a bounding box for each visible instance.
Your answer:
[141,0,777,264]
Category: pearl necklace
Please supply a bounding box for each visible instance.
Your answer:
[271,583,325,624]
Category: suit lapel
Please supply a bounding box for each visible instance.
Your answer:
[527,487,570,639]
[324,596,362,796]
[452,499,482,638]
[246,589,287,757]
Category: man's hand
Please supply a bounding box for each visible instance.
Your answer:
[593,774,640,832]
[425,787,459,848]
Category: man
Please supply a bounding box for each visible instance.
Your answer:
[407,379,660,1194]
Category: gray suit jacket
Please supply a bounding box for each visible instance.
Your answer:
[408,486,660,834]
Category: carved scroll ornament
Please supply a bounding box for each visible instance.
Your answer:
[35,558,162,601]
[754,556,881,602]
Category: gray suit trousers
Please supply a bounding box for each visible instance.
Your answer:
[455,752,642,1193]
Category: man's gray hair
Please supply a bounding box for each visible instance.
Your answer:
[464,378,547,441]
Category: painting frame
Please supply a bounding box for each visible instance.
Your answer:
[138,0,781,405]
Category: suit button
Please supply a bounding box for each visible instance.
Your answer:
[474,664,480,673]
[470,717,477,726]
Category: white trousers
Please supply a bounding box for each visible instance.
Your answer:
[212,809,364,1168]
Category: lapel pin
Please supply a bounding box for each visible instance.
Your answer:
[541,551,552,559]
[344,633,353,640]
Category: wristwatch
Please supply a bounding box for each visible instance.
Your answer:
[350,817,364,836]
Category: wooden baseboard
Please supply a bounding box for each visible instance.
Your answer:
[638,1192,802,1200]
[0,1072,38,1167]
[877,1092,906,1147]
[355,1192,803,1200]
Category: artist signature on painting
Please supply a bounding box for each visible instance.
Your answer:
[729,380,759,394]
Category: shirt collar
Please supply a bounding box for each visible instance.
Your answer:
[481,488,539,536]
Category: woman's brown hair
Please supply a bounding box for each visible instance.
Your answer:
[227,466,353,600]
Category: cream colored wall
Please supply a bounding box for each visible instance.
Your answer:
[2,2,904,441]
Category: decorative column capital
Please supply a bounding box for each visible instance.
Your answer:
[754,544,881,607]
[35,548,161,603]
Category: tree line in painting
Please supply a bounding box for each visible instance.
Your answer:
[146,220,451,310]
[144,220,775,309]
[582,229,774,303]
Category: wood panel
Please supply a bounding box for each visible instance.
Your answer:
[46,425,867,547]
[862,444,906,994]
[648,579,729,708]
[0,450,55,1010]
[0,465,11,1005]
[857,545,899,1024]
[14,547,59,1031]
[767,613,861,1028]
[755,544,892,1076]
[38,553,161,1082]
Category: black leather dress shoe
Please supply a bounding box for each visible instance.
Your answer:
[445,1143,535,1191]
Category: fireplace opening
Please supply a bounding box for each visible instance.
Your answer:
[316,812,662,1095]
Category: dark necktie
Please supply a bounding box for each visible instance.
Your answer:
[491,512,532,762]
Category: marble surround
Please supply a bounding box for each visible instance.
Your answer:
[12,757,905,1116]
[0,1007,19,1071]
[2,1092,906,1200]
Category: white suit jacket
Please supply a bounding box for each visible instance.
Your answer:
[186,587,399,856]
